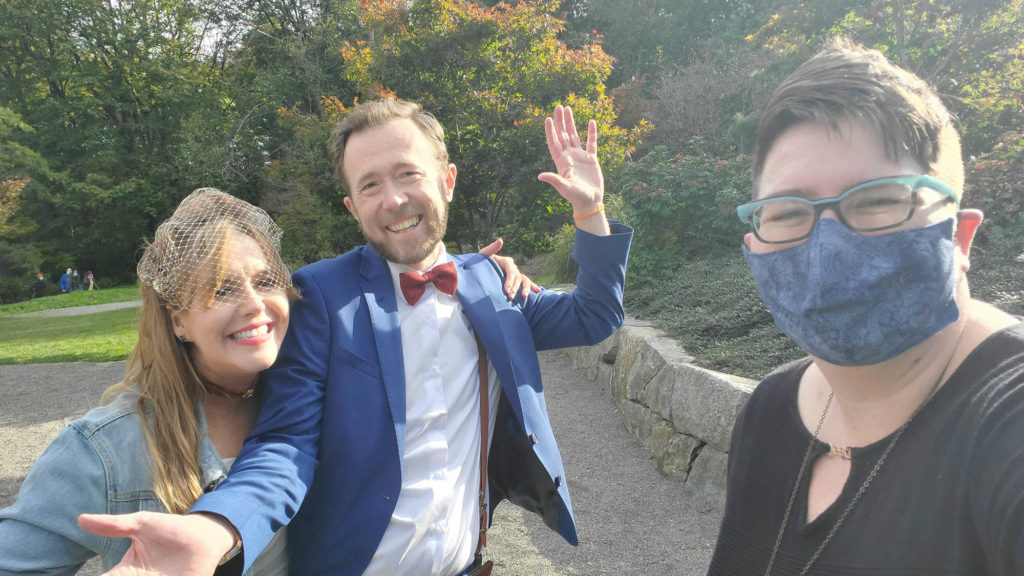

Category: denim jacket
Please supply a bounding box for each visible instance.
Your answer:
[0,392,229,575]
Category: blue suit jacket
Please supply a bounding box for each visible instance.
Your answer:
[193,223,632,575]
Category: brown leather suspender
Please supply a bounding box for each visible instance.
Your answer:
[470,335,494,575]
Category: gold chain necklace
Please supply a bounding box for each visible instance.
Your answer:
[763,374,946,576]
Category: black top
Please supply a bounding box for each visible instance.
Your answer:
[709,322,1024,575]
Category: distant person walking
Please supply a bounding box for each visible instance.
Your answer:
[59,268,71,294]
[31,274,47,298]
[72,269,83,291]
[85,270,99,291]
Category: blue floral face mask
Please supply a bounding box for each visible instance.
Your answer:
[743,217,959,366]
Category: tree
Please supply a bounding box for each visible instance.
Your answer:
[744,0,1024,155]
[0,107,49,235]
[338,0,646,254]
[0,0,235,283]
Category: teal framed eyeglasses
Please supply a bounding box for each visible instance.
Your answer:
[736,175,959,244]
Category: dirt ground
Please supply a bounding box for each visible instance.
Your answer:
[0,351,723,575]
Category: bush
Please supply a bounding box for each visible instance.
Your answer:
[541,192,624,284]
[963,132,1024,316]
[620,147,750,260]
[0,240,44,304]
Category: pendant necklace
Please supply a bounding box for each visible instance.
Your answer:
[763,370,947,576]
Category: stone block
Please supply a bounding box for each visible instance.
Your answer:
[669,364,755,452]
[646,335,696,366]
[574,335,617,382]
[683,446,729,513]
[648,418,676,457]
[597,362,614,401]
[611,325,663,403]
[617,400,661,448]
[656,431,701,481]
[616,400,645,439]
[645,365,676,421]
[624,339,666,403]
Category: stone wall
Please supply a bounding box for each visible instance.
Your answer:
[568,318,757,512]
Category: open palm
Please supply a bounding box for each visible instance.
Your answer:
[538,105,603,209]
[79,512,228,576]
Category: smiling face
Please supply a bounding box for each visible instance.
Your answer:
[342,118,457,271]
[748,120,958,254]
[169,235,289,391]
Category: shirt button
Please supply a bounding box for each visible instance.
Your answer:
[529,433,539,445]
[554,475,562,487]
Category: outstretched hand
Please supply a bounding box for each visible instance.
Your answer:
[78,512,234,576]
[538,105,606,216]
[479,238,541,300]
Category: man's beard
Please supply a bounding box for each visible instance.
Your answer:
[364,200,449,268]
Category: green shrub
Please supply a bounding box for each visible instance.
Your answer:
[963,132,1024,316]
[0,240,44,304]
[543,223,579,284]
[541,193,624,284]
[620,147,750,258]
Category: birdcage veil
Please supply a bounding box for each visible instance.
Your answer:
[137,188,292,311]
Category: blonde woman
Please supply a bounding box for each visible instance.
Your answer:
[0,189,532,574]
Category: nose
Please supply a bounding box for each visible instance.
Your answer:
[382,180,408,210]
[238,282,266,316]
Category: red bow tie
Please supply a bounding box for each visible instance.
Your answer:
[399,261,458,306]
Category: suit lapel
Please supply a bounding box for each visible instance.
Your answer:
[359,247,408,469]
[455,256,524,419]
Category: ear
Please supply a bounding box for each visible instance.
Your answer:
[167,307,187,340]
[442,163,457,203]
[955,209,982,258]
[954,209,983,275]
[743,232,754,250]
[343,195,359,221]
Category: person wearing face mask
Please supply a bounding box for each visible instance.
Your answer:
[708,38,1023,574]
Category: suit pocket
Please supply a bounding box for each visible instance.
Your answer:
[331,346,382,381]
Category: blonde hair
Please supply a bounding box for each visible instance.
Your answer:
[103,188,296,514]
[103,285,207,513]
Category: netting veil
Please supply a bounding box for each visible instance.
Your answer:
[137,188,293,311]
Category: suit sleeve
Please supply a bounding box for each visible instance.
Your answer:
[0,425,108,575]
[521,221,632,350]
[190,267,329,572]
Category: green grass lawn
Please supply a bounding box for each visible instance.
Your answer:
[0,285,141,318]
[0,286,141,364]
[0,308,139,364]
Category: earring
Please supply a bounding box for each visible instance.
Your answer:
[177,335,187,344]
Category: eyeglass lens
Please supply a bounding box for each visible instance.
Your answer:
[753,181,916,243]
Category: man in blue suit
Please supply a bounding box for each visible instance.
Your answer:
[83,100,632,575]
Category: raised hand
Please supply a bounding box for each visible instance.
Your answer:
[538,105,609,235]
[479,238,541,300]
[78,512,234,576]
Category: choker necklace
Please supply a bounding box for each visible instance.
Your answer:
[764,373,947,576]
[203,379,256,400]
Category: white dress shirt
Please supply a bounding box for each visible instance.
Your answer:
[363,248,500,576]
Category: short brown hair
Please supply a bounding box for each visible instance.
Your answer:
[329,99,449,192]
[753,37,963,196]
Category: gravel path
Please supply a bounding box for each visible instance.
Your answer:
[11,300,142,318]
[0,351,722,575]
